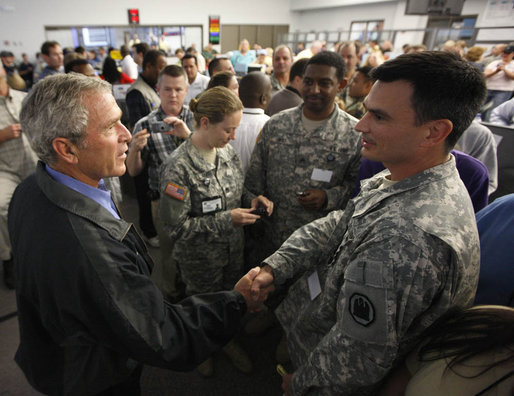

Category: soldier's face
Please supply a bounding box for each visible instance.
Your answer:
[204,110,242,148]
[273,48,293,74]
[349,71,372,98]
[355,80,431,177]
[301,64,344,116]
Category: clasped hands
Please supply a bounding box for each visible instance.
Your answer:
[234,265,275,312]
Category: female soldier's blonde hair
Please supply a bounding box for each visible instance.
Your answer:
[189,86,243,128]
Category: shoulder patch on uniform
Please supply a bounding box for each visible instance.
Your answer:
[164,182,187,201]
[349,293,375,326]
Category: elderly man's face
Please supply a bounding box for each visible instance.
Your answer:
[72,91,131,186]
[339,45,358,74]
[273,48,293,75]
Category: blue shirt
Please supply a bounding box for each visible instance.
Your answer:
[45,164,120,220]
[474,194,514,306]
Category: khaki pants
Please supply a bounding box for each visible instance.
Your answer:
[150,199,178,299]
[0,172,20,261]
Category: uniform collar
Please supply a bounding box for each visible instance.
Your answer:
[354,155,457,217]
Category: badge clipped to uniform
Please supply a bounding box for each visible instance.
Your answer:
[311,168,333,183]
[202,196,222,214]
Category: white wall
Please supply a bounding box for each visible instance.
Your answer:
[0,0,292,59]
[289,0,499,50]
[0,0,510,60]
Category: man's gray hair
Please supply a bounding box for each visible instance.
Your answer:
[20,73,112,165]
[274,44,293,59]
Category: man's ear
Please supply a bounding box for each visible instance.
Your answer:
[52,138,79,164]
[422,119,453,147]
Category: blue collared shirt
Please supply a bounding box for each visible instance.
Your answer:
[45,165,120,220]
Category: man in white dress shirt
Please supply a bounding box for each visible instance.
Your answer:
[230,72,271,174]
[183,54,209,106]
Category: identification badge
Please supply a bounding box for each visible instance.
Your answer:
[202,197,222,214]
[311,168,333,183]
[307,271,321,300]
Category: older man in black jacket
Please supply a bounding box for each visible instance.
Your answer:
[8,73,268,396]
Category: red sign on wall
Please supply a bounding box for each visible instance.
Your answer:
[128,9,140,25]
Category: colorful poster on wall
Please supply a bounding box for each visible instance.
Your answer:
[209,16,220,44]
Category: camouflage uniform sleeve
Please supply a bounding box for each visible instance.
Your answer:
[324,149,361,211]
[242,121,269,207]
[159,163,234,241]
[264,210,343,285]
[290,235,448,395]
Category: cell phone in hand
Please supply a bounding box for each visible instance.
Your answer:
[250,207,268,217]
[149,121,174,133]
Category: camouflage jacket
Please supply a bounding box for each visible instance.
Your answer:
[265,156,480,395]
[158,138,245,293]
[244,104,361,249]
[133,106,194,193]
[270,73,285,95]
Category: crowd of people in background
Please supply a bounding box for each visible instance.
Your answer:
[2,36,512,125]
[1,32,514,396]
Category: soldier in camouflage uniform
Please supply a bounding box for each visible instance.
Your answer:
[244,51,362,265]
[342,66,374,120]
[250,51,487,395]
[270,45,294,95]
[158,87,273,375]
[159,137,245,293]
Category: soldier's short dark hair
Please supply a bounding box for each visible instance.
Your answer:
[355,66,374,81]
[307,51,346,82]
[289,58,309,83]
[371,51,486,150]
[41,41,60,56]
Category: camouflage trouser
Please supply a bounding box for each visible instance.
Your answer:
[150,199,178,299]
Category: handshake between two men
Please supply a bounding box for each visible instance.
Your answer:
[234,266,275,312]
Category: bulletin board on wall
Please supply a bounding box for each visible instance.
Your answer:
[476,0,514,41]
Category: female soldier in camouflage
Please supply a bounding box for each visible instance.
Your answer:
[158,86,273,376]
